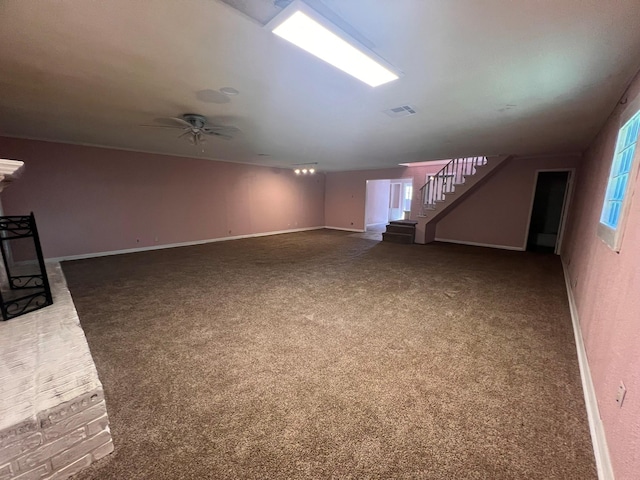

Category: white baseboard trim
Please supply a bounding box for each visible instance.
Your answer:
[562,261,614,480]
[324,226,366,233]
[49,226,325,262]
[434,238,524,251]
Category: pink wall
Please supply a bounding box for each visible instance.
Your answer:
[562,72,640,480]
[365,179,390,225]
[0,137,325,258]
[436,155,580,249]
[325,163,446,230]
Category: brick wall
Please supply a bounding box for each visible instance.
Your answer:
[0,388,112,480]
[0,389,113,480]
[1,263,114,479]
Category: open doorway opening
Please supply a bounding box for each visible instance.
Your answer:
[526,170,572,254]
[365,178,413,235]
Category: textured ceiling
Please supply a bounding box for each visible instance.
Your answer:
[217,0,287,25]
[1,0,640,171]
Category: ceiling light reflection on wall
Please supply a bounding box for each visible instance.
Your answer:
[268,1,400,87]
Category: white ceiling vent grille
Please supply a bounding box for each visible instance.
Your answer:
[383,105,417,118]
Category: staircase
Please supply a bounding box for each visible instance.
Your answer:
[415,155,510,244]
[382,220,417,244]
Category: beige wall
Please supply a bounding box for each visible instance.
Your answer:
[562,71,640,480]
[435,155,581,249]
[0,136,326,259]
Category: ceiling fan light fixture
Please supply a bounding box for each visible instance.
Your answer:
[267,0,400,87]
[141,113,240,146]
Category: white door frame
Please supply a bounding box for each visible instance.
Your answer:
[522,168,575,254]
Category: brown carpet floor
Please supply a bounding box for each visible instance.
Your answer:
[62,229,596,480]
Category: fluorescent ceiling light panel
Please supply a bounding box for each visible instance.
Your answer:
[270,8,399,87]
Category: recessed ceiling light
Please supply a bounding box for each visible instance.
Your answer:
[220,87,239,96]
[294,168,301,174]
[267,1,400,87]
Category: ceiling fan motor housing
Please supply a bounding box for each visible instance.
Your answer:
[183,114,207,128]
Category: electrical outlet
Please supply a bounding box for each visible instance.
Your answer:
[616,382,626,407]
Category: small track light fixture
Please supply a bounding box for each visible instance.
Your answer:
[293,162,318,175]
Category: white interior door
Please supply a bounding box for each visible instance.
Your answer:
[389,182,403,220]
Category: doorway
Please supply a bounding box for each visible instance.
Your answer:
[526,171,571,254]
[364,178,413,233]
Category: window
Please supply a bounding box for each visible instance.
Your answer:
[598,107,640,251]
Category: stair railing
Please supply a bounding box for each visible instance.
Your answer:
[419,156,487,215]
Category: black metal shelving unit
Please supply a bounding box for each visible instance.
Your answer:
[0,212,52,320]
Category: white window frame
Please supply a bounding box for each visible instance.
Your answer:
[598,97,640,252]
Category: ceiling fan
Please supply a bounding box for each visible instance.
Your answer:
[141,114,240,145]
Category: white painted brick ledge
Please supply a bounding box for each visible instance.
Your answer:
[0,263,113,479]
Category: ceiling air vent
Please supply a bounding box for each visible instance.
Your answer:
[383,105,417,118]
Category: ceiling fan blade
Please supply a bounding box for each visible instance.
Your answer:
[178,131,192,139]
[168,117,194,127]
[140,124,186,129]
[203,126,240,134]
[202,131,233,140]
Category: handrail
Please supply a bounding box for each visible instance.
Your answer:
[419,156,487,215]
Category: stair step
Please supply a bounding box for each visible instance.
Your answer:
[382,232,414,244]
[389,220,418,226]
[386,224,415,234]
